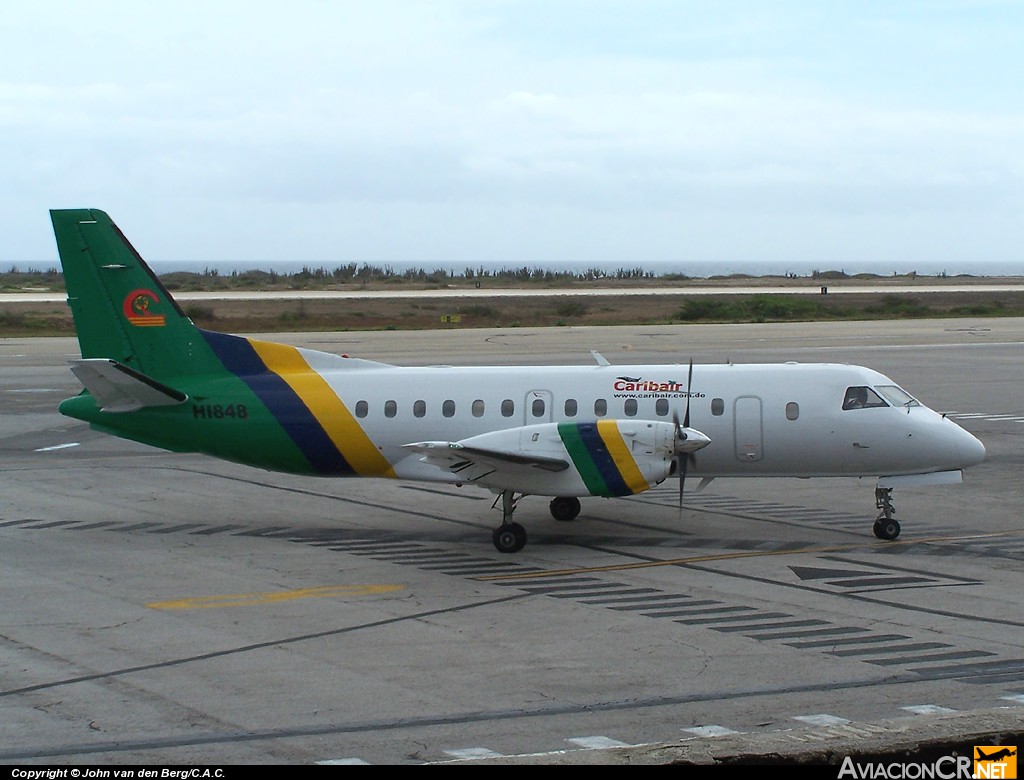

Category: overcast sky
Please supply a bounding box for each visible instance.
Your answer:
[2,1,1023,270]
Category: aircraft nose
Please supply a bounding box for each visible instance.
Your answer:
[955,426,986,467]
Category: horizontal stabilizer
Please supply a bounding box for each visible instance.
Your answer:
[70,358,188,413]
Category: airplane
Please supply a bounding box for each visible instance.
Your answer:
[49,208,987,553]
[976,748,1017,762]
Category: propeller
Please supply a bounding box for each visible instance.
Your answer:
[674,359,695,510]
[670,359,712,509]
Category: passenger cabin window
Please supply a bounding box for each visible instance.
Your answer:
[711,398,724,416]
[786,402,799,421]
[501,399,515,417]
[532,398,545,418]
[656,399,669,416]
[624,399,637,417]
[843,386,888,410]
[355,400,368,418]
[443,399,456,417]
[413,400,426,418]
[384,400,397,418]
[472,399,485,417]
[564,399,578,417]
[594,399,607,417]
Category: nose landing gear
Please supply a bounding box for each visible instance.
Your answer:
[873,487,901,540]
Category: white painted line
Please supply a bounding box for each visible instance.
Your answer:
[567,736,632,749]
[1001,694,1024,705]
[442,747,504,760]
[34,442,80,452]
[901,705,957,715]
[793,714,851,727]
[683,725,741,737]
[316,758,370,765]
[7,388,60,393]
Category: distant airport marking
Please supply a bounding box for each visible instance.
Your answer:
[147,583,404,610]
[946,411,1024,423]
[34,442,80,452]
[442,747,503,760]
[901,705,957,715]
[567,736,633,749]
[683,725,742,737]
[793,714,851,727]
[316,758,370,765]
[7,388,60,393]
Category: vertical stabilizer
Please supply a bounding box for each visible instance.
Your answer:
[50,209,222,380]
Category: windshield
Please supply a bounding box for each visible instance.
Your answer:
[843,386,888,410]
[875,384,919,407]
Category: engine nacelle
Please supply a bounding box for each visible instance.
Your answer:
[409,419,707,497]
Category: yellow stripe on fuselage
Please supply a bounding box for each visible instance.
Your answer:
[595,419,651,495]
[249,339,396,478]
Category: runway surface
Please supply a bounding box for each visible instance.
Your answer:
[1,318,1022,764]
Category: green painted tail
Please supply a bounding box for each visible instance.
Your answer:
[51,208,222,381]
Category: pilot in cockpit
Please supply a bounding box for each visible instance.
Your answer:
[843,386,889,410]
[844,387,868,409]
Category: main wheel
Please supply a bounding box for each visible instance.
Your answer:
[549,496,582,522]
[493,522,527,553]
[873,518,901,540]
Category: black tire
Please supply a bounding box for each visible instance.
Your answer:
[493,522,527,553]
[873,518,901,540]
[549,496,582,522]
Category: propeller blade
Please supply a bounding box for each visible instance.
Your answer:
[678,359,694,509]
[678,450,687,510]
[683,358,693,428]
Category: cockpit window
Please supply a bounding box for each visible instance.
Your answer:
[842,386,888,410]
[875,384,919,408]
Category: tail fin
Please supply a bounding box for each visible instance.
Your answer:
[51,209,222,380]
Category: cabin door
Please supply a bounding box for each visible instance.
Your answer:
[734,396,763,462]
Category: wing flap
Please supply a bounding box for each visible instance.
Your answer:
[70,358,188,413]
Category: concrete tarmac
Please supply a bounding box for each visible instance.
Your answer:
[1,318,1022,765]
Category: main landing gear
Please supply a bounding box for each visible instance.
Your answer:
[492,490,527,553]
[492,494,584,553]
[549,496,581,522]
[873,486,901,540]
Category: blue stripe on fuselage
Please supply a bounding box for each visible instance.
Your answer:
[199,330,355,475]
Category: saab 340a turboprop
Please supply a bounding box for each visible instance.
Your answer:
[50,209,986,553]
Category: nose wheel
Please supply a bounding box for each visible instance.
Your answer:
[872,487,901,540]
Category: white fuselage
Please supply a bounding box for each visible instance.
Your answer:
[309,358,985,486]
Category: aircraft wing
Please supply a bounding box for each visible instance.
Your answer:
[404,441,569,482]
[70,358,188,413]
